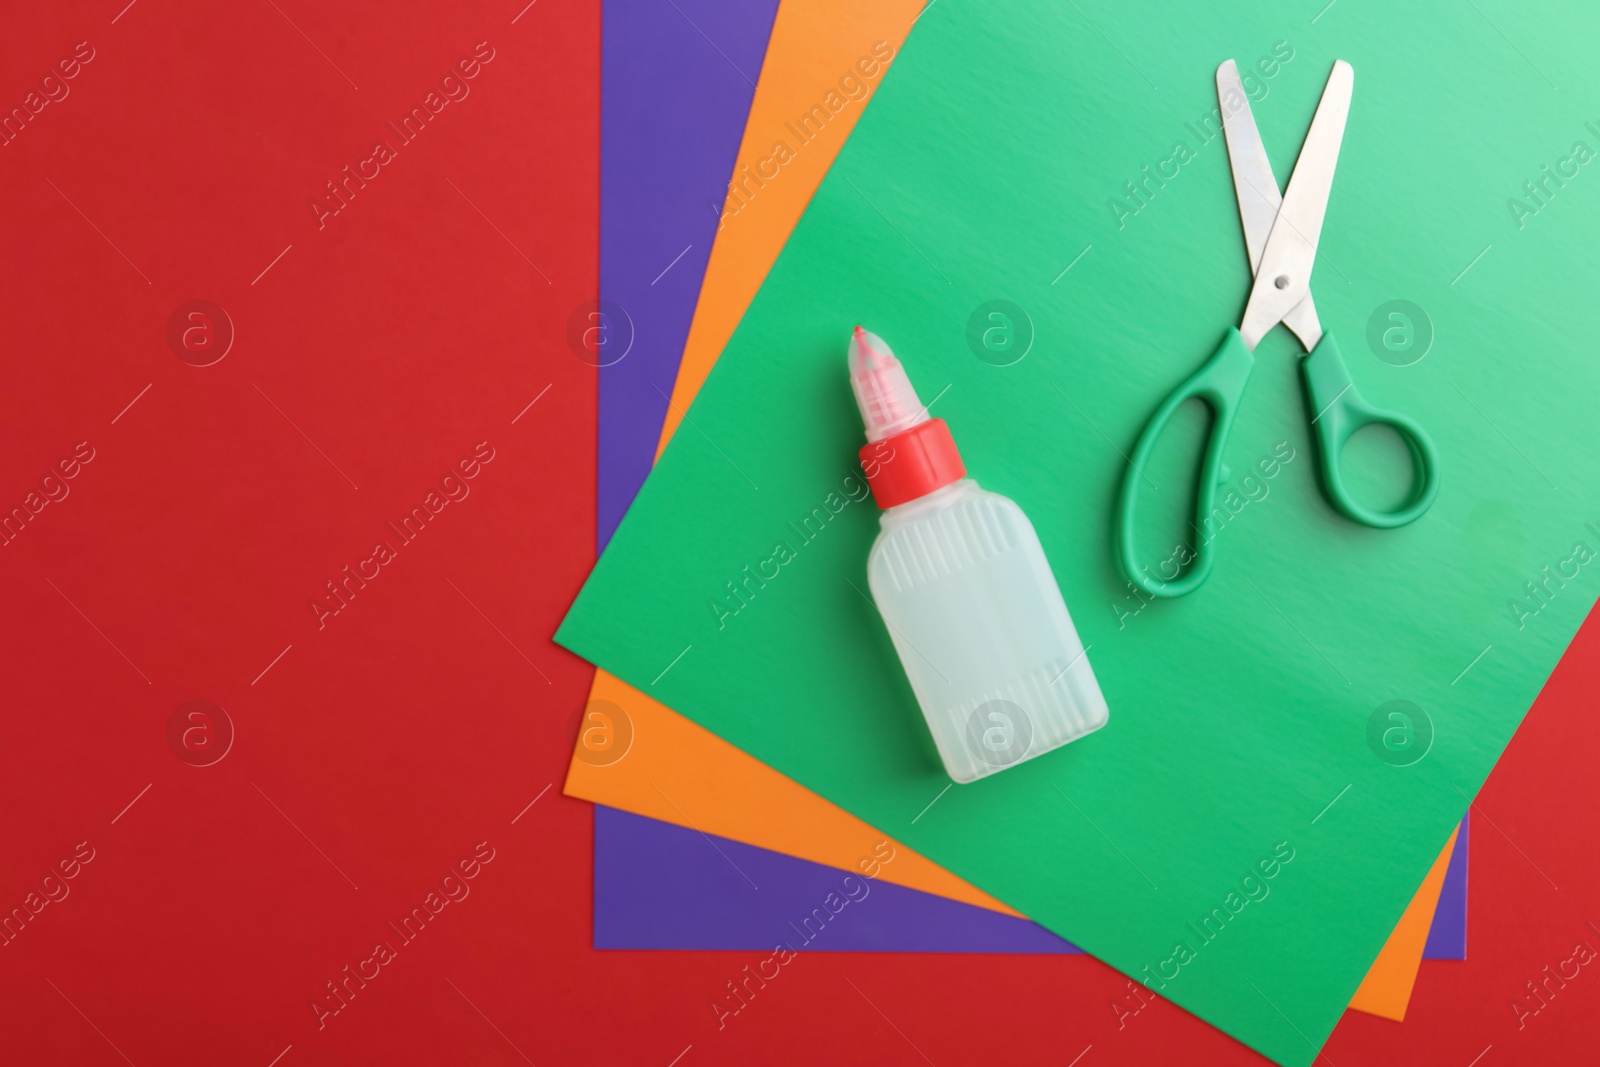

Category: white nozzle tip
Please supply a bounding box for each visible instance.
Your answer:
[848,326,927,442]
[849,326,893,373]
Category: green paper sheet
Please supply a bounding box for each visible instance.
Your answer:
[559,2,1600,1062]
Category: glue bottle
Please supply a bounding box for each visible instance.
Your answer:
[850,326,1108,783]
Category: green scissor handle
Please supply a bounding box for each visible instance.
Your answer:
[1302,331,1438,528]
[1115,328,1256,599]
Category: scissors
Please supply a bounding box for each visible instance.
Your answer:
[1115,59,1438,599]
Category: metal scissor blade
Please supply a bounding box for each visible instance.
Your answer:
[1216,59,1281,274]
[1239,60,1353,350]
[1219,60,1325,352]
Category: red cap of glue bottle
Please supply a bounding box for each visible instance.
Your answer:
[849,325,967,509]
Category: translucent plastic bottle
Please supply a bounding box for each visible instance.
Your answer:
[851,327,1108,783]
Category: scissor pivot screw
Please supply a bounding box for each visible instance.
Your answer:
[1273,275,1290,290]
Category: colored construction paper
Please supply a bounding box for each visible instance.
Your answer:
[597,0,780,549]
[655,0,924,456]
[1318,598,1600,1065]
[1425,815,1470,960]
[596,798,1465,961]
[0,4,1462,1064]
[587,0,1077,951]
[595,805,1078,952]
[1350,827,1460,1020]
[0,1,634,1062]
[10,2,1595,1065]
[582,0,1462,993]
[579,662,1463,962]
[558,1,1600,1061]
[575,669,1020,908]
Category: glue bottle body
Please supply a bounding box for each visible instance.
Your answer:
[867,478,1107,783]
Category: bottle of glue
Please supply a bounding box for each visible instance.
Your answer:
[851,326,1108,783]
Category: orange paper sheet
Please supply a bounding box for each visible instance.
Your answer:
[653,0,924,456]
[569,0,1451,1019]
[1349,827,1460,1021]
[575,669,1019,913]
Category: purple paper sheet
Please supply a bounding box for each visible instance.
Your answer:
[590,0,1469,960]
[597,805,1468,957]
[595,805,1078,953]
[1425,814,1468,959]
[597,0,780,551]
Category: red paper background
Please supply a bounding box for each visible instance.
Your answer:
[0,2,1594,1064]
